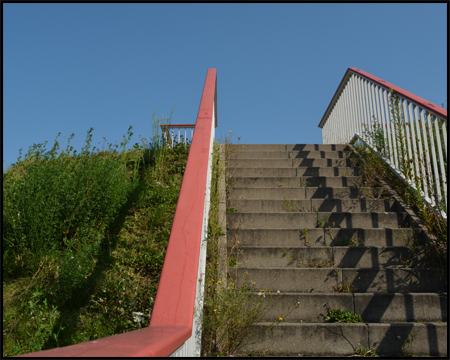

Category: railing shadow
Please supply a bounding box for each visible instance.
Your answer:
[41,180,148,350]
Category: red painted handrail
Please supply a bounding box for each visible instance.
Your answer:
[150,68,216,328]
[319,67,447,128]
[16,68,218,357]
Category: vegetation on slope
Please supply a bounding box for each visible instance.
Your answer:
[3,111,190,356]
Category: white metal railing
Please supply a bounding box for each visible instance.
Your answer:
[161,124,195,148]
[319,68,447,219]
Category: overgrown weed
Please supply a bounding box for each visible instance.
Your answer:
[351,137,446,276]
[3,108,189,356]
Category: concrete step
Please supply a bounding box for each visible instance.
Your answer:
[227,199,398,213]
[230,144,287,151]
[289,150,353,159]
[293,158,356,168]
[227,212,409,229]
[228,159,293,168]
[228,158,356,168]
[287,144,352,152]
[229,167,361,177]
[229,144,351,152]
[229,150,290,159]
[228,228,426,247]
[250,292,447,323]
[236,246,428,269]
[229,186,387,200]
[353,293,448,323]
[230,150,353,159]
[239,322,447,356]
[231,176,360,188]
[237,267,446,293]
[225,143,447,358]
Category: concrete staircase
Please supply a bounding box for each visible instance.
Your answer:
[226,144,447,357]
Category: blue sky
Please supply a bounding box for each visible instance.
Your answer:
[3,3,447,171]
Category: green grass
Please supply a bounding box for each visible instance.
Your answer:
[3,109,191,356]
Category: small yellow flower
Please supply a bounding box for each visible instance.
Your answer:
[253,282,256,285]
[279,317,283,321]
[214,309,217,312]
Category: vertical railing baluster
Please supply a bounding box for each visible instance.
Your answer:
[388,91,400,170]
[349,75,358,143]
[361,79,371,141]
[368,81,376,143]
[343,79,351,141]
[420,109,433,205]
[441,121,447,159]
[381,88,394,165]
[374,85,386,156]
[427,113,441,206]
[352,76,359,137]
[345,77,351,140]
[434,118,447,209]
[336,92,344,141]
[355,75,365,138]
[337,93,343,142]
[402,99,413,181]
[413,105,428,200]
[373,84,382,150]
[407,101,420,184]
[331,105,336,143]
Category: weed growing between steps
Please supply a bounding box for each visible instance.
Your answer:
[401,328,418,357]
[282,197,305,212]
[331,271,357,294]
[351,348,379,357]
[201,138,293,357]
[301,228,310,246]
[282,248,335,268]
[325,308,364,324]
[3,108,190,356]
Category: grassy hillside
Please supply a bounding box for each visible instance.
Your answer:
[3,119,190,356]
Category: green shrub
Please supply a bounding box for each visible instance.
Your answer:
[3,128,139,307]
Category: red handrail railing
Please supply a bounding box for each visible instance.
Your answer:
[16,68,218,357]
